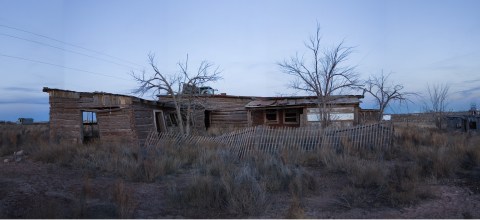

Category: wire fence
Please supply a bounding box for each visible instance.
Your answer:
[144,122,394,157]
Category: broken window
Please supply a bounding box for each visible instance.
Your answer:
[284,109,299,124]
[265,109,278,123]
[82,111,99,143]
[165,113,178,127]
[306,108,354,121]
[307,108,321,122]
[330,113,354,121]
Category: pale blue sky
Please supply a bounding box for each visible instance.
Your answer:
[0,0,479,121]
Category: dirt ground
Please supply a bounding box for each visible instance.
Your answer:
[1,157,479,219]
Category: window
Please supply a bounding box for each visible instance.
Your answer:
[307,108,321,122]
[265,109,278,123]
[284,109,299,124]
[330,113,354,121]
[82,111,99,143]
[82,111,97,123]
[306,108,354,121]
[165,113,178,127]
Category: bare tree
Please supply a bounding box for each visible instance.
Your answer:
[423,83,450,129]
[363,71,415,121]
[278,24,360,127]
[132,53,221,135]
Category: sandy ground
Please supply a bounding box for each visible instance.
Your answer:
[1,157,479,218]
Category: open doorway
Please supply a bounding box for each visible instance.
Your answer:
[469,120,477,130]
[204,110,211,130]
[82,111,99,143]
[154,110,167,132]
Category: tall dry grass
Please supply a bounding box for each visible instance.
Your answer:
[0,124,49,156]
[324,125,480,209]
[165,144,317,217]
[8,123,480,217]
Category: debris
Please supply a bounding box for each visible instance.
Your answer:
[15,150,24,156]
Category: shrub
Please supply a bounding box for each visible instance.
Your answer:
[227,165,268,215]
[112,179,137,218]
[29,143,77,166]
[285,196,305,219]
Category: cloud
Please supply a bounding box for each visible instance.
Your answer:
[0,97,47,105]
[1,86,41,93]
[458,86,480,97]
[461,78,480,85]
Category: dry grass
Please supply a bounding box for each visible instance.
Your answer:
[5,123,480,217]
[112,179,137,218]
[285,196,305,218]
[0,124,49,156]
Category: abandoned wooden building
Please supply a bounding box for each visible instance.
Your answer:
[45,86,374,146]
[43,87,175,146]
[446,113,480,132]
[158,94,366,129]
[157,93,255,131]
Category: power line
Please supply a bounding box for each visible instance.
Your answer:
[0,32,144,71]
[0,24,145,68]
[0,52,131,81]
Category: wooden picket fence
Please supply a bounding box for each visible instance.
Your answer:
[144,122,394,157]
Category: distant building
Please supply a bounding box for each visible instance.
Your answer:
[17,118,34,125]
[446,106,479,132]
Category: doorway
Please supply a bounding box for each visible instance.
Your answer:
[154,110,167,132]
[204,110,211,130]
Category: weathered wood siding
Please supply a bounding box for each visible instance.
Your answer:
[132,103,173,147]
[46,89,142,146]
[210,110,248,128]
[359,110,381,124]
[48,94,84,144]
[96,108,136,145]
[203,96,253,130]
[158,95,254,131]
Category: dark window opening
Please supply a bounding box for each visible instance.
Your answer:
[265,109,278,123]
[165,113,178,127]
[82,111,99,143]
[154,111,166,132]
[204,110,211,130]
[456,122,462,129]
[469,121,477,130]
[284,109,299,123]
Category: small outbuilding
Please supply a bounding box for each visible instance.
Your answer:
[446,115,480,132]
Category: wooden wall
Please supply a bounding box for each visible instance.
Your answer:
[358,110,381,124]
[96,108,136,145]
[158,95,254,131]
[48,94,85,144]
[132,103,175,147]
[46,89,163,146]
[203,96,253,130]
[249,105,361,128]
